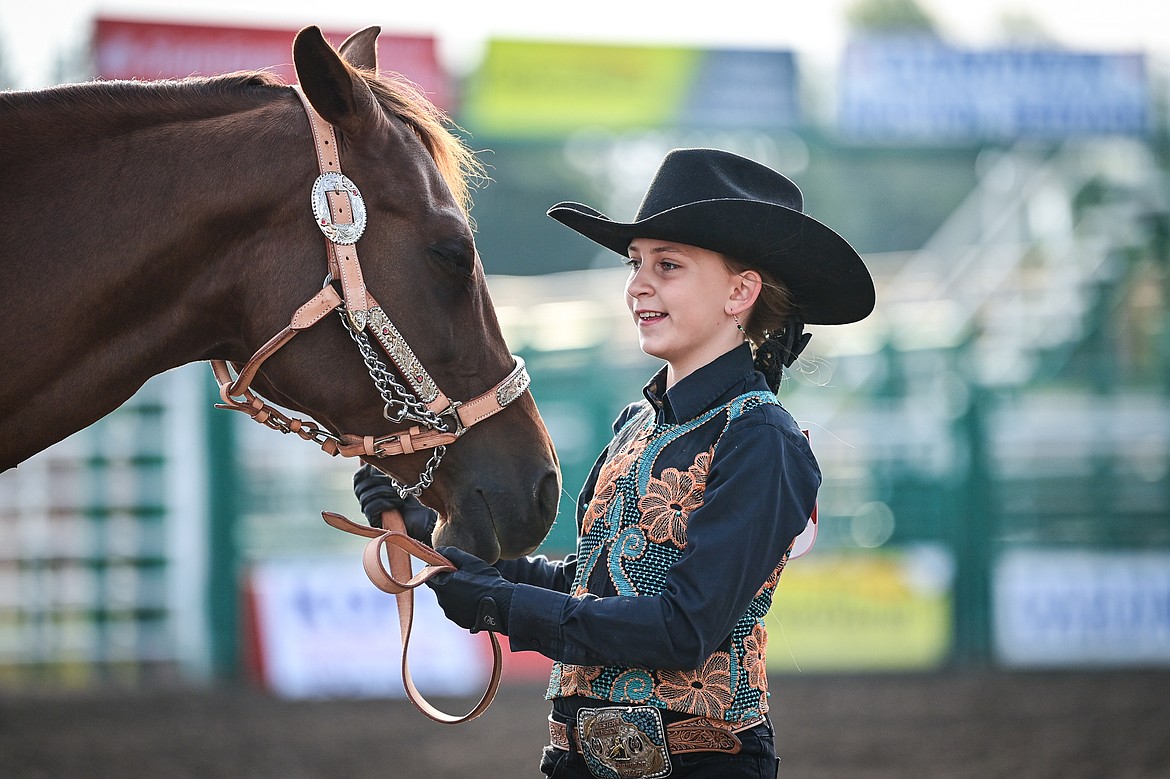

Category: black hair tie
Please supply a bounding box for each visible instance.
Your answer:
[775,316,811,368]
[753,313,809,388]
[754,317,810,393]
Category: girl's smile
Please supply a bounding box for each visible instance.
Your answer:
[624,238,758,386]
[634,308,667,325]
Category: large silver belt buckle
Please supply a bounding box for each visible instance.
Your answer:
[576,706,671,779]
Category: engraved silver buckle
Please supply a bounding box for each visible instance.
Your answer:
[576,706,671,779]
[311,171,367,245]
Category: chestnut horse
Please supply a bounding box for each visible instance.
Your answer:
[0,26,560,562]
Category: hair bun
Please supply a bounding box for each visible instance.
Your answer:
[754,318,811,393]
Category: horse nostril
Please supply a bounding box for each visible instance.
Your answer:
[537,470,560,526]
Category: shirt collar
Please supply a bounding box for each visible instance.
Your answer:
[643,343,762,423]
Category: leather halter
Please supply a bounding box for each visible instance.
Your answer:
[210,86,531,464]
[208,86,522,723]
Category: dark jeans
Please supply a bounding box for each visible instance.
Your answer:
[538,717,779,778]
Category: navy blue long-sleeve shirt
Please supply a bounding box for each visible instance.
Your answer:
[498,343,820,683]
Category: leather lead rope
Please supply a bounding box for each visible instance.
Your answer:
[321,509,503,724]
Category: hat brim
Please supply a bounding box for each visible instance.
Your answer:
[548,199,875,325]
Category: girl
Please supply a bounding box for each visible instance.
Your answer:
[355,148,874,778]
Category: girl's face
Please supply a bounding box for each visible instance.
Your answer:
[625,238,752,385]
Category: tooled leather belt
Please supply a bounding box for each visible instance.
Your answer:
[549,713,761,755]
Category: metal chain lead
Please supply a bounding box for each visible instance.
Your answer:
[339,308,448,498]
[342,311,446,429]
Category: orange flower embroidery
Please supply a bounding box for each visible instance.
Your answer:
[640,467,701,547]
[742,623,769,691]
[584,428,649,535]
[596,430,649,488]
[581,478,616,536]
[656,654,732,718]
[560,664,603,696]
[686,447,714,491]
[755,556,787,597]
[596,453,629,489]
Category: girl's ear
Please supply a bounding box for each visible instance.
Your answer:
[728,269,762,316]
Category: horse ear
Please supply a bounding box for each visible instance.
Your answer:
[338,26,380,72]
[292,25,378,136]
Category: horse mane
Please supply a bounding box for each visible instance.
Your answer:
[1,67,483,219]
[358,69,485,219]
[1,71,287,120]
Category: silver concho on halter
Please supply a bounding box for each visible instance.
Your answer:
[497,357,531,408]
[312,172,367,245]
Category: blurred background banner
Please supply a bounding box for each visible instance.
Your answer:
[766,546,954,672]
[91,17,452,109]
[839,38,1149,140]
[993,549,1170,666]
[1,1,1168,697]
[245,557,490,699]
[461,39,799,135]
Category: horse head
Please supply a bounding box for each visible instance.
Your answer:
[239,27,560,561]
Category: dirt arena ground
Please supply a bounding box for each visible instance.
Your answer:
[2,670,1167,778]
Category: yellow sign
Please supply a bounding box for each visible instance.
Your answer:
[766,548,953,672]
[461,39,700,136]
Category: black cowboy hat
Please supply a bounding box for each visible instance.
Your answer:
[547,148,875,325]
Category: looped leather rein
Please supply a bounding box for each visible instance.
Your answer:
[322,509,503,724]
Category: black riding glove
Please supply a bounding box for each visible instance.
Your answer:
[428,547,514,635]
[352,463,437,544]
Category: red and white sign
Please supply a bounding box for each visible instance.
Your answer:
[93,18,452,110]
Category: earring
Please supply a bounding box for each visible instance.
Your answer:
[733,314,745,335]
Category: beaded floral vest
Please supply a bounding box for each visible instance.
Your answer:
[547,390,789,724]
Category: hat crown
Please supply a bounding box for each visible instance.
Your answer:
[634,148,804,221]
[545,147,875,325]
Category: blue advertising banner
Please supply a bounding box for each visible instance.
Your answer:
[839,38,1148,141]
[681,49,799,129]
[993,549,1170,667]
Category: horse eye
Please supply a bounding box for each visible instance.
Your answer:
[428,242,475,277]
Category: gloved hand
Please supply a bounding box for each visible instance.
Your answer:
[428,546,515,635]
[352,463,437,544]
